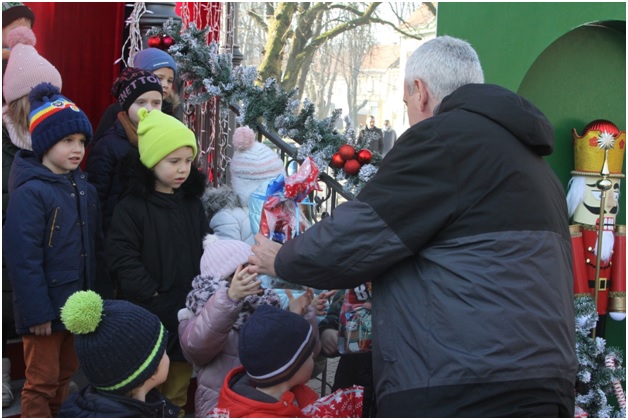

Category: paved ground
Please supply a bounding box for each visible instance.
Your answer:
[307,355,338,397]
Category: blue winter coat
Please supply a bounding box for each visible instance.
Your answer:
[85,119,133,234]
[3,150,110,335]
[58,385,179,418]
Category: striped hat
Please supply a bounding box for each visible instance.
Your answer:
[229,126,285,207]
[61,291,167,395]
[28,83,92,158]
[238,304,316,387]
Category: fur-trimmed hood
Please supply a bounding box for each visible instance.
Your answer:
[118,149,207,200]
[201,185,242,221]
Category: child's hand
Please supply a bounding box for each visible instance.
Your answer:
[30,321,52,336]
[228,264,263,302]
[311,290,336,316]
[286,288,314,316]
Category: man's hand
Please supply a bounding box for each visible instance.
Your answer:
[30,321,52,336]
[248,233,281,277]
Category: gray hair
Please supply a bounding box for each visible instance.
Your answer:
[405,36,484,105]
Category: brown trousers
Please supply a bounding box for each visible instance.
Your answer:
[21,331,78,418]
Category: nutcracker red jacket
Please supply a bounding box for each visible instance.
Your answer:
[273,83,578,417]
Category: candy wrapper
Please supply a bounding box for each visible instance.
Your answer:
[301,385,364,418]
[338,283,373,354]
[259,158,320,244]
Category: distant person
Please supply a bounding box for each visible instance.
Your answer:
[58,290,179,417]
[357,115,383,154]
[249,36,577,417]
[381,119,397,155]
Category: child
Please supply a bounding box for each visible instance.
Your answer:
[85,67,163,233]
[107,108,209,414]
[211,305,363,417]
[202,125,285,245]
[2,2,35,82]
[2,83,108,417]
[1,25,61,409]
[92,47,180,142]
[57,290,179,417]
[178,234,322,416]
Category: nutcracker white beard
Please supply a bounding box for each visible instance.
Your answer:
[567,175,621,261]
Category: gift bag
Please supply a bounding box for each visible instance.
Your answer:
[338,282,373,354]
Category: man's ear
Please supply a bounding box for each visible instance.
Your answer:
[416,79,429,112]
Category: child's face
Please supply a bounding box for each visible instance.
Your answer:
[153,67,175,100]
[42,133,86,174]
[128,91,163,126]
[153,353,170,388]
[152,146,194,194]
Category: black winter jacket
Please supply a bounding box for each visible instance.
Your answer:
[274,84,578,417]
[57,386,179,418]
[107,156,209,361]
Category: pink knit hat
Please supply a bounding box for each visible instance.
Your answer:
[229,126,285,207]
[200,234,253,279]
[3,27,62,104]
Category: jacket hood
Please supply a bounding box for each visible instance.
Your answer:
[438,84,554,156]
[118,149,208,200]
[201,185,241,220]
[9,150,73,193]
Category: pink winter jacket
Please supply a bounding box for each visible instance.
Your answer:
[178,285,321,418]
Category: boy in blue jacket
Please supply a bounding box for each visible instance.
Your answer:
[3,83,109,417]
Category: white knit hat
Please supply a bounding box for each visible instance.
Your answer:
[200,234,253,279]
[3,27,62,104]
[229,126,285,207]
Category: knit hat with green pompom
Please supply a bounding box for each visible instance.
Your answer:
[61,290,167,395]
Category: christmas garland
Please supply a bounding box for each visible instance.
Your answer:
[148,18,381,195]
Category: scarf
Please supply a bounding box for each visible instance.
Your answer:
[2,105,32,151]
[117,111,138,147]
[186,274,282,330]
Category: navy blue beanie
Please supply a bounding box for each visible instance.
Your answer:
[61,291,168,395]
[238,305,316,387]
[28,83,93,158]
[133,48,177,78]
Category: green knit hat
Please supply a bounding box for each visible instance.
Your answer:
[137,108,197,169]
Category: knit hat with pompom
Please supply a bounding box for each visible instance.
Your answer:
[61,290,167,395]
[229,126,285,206]
[200,234,253,279]
[28,83,92,158]
[3,27,62,104]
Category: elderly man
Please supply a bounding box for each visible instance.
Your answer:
[249,36,577,417]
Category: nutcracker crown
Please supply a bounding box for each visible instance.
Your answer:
[572,120,626,177]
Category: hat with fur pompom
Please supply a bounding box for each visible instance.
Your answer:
[3,27,61,104]
[28,83,92,158]
[229,126,285,207]
[61,290,167,395]
[200,234,253,279]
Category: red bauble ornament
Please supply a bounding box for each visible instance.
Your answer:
[162,36,175,48]
[338,144,356,160]
[331,153,345,169]
[343,159,361,175]
[148,35,162,48]
[357,149,372,165]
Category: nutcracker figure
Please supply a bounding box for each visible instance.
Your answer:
[567,120,626,337]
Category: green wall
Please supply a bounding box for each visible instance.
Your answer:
[437,0,626,387]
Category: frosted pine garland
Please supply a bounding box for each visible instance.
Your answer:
[148,18,381,194]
